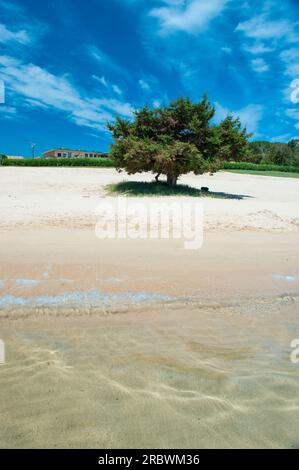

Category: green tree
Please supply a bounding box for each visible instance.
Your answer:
[215,115,253,162]
[0,154,7,166]
[288,139,299,155]
[268,143,295,166]
[108,97,251,186]
[249,141,272,163]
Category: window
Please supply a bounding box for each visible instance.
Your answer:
[57,153,62,157]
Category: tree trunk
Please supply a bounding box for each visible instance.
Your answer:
[155,173,161,182]
[167,175,178,187]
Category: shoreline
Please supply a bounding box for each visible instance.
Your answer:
[1,229,299,308]
[1,168,299,449]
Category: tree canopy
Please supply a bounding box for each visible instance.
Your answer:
[108,96,253,186]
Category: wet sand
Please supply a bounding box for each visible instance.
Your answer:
[0,168,299,448]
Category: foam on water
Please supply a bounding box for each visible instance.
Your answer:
[15,279,41,288]
[0,289,174,308]
[272,274,299,282]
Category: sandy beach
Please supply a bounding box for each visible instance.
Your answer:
[0,167,299,448]
[1,167,299,233]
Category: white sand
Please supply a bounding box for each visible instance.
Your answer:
[0,167,298,232]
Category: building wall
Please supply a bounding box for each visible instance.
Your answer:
[43,149,105,159]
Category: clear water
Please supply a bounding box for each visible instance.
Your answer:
[0,294,298,449]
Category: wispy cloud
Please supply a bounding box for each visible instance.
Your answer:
[0,105,17,119]
[92,75,108,87]
[286,108,299,120]
[0,2,49,50]
[112,84,122,95]
[0,55,133,130]
[251,57,269,73]
[139,79,151,91]
[93,74,123,96]
[0,23,31,45]
[243,43,274,54]
[215,102,264,133]
[236,14,298,43]
[280,48,299,77]
[150,0,229,35]
[221,46,232,54]
[87,45,128,77]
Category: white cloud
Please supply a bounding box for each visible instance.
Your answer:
[139,79,151,91]
[234,104,264,133]
[290,78,299,104]
[269,133,290,143]
[87,45,128,77]
[236,14,298,43]
[280,48,299,77]
[0,55,133,131]
[221,46,232,54]
[0,105,17,119]
[150,0,229,35]
[286,108,299,120]
[112,84,122,95]
[251,58,269,73]
[215,102,264,133]
[93,75,123,97]
[0,23,30,45]
[92,75,108,87]
[243,43,274,54]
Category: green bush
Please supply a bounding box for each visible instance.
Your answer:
[220,161,299,173]
[2,157,115,168]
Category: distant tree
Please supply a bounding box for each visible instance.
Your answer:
[288,139,299,153]
[108,96,252,186]
[249,141,272,164]
[268,143,295,166]
[249,139,299,167]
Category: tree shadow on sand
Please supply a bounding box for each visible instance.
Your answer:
[107,181,252,200]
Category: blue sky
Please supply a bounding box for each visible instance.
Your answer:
[0,0,299,156]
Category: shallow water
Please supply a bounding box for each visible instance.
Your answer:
[0,295,298,449]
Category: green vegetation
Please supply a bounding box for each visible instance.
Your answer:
[107,181,249,199]
[220,161,299,173]
[249,140,299,166]
[1,157,114,167]
[0,154,7,166]
[108,96,252,187]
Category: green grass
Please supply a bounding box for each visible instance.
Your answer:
[224,169,299,178]
[107,180,250,199]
